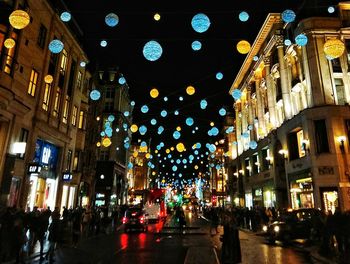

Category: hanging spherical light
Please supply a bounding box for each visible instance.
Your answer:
[191,40,202,51]
[186,117,194,126]
[60,11,71,22]
[237,40,251,54]
[4,38,15,49]
[102,137,112,147]
[49,39,64,54]
[176,143,185,152]
[90,89,101,101]
[9,10,30,30]
[141,105,149,113]
[154,13,161,21]
[100,40,108,47]
[130,124,138,133]
[105,13,119,27]
[150,88,159,98]
[324,39,345,59]
[295,34,308,46]
[176,126,181,131]
[143,40,163,61]
[191,13,211,33]
[238,11,249,22]
[249,140,258,150]
[200,99,207,109]
[216,72,223,80]
[44,74,53,84]
[232,89,242,100]
[281,9,296,23]
[186,85,195,95]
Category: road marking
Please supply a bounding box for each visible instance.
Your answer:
[115,245,127,255]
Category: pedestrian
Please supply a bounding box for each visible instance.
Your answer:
[71,209,81,248]
[210,208,220,235]
[82,206,92,238]
[46,207,61,263]
[220,211,242,264]
[12,215,26,264]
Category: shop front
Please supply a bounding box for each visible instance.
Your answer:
[263,188,276,208]
[245,192,253,208]
[320,187,339,214]
[26,139,59,211]
[290,177,314,209]
[252,188,263,207]
[60,172,77,210]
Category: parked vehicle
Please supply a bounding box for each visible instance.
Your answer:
[262,208,323,244]
[144,203,161,222]
[123,207,148,232]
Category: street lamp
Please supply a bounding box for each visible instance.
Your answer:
[337,136,346,153]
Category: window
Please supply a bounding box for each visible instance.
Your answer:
[17,128,29,159]
[62,96,70,124]
[67,60,76,97]
[346,40,350,68]
[252,154,259,174]
[48,52,58,76]
[331,58,342,73]
[288,129,305,160]
[0,27,6,58]
[28,69,39,96]
[314,120,329,154]
[37,24,47,49]
[71,106,78,126]
[53,87,61,117]
[76,71,82,90]
[99,150,109,161]
[60,49,68,76]
[78,110,85,129]
[42,83,51,111]
[334,78,346,105]
[244,158,250,177]
[4,31,18,74]
[66,150,72,171]
[105,87,115,99]
[73,151,80,171]
[261,148,270,171]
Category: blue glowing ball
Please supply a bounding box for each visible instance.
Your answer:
[80,61,86,67]
[160,142,165,147]
[239,11,249,22]
[163,97,168,102]
[208,130,213,136]
[118,77,126,85]
[90,89,101,101]
[124,143,130,149]
[196,143,202,149]
[183,159,187,164]
[174,110,179,115]
[105,128,113,137]
[282,9,296,23]
[158,126,164,134]
[284,39,292,46]
[141,105,149,113]
[194,150,199,155]
[151,119,157,125]
[123,123,128,129]
[127,162,133,169]
[173,131,181,140]
[216,72,223,80]
[140,141,147,147]
[100,40,108,47]
[232,89,242,100]
[130,101,135,106]
[191,13,211,33]
[124,111,130,117]
[179,96,184,101]
[242,132,250,138]
[328,6,335,14]
[167,154,172,159]
[60,12,71,22]
[189,155,194,160]
[156,145,161,150]
[253,56,259,61]
[161,110,167,117]
[108,115,115,122]
[200,99,208,109]
[105,13,119,27]
[172,165,178,172]
[49,39,64,53]
[186,117,194,126]
[248,124,253,131]
[209,144,216,153]
[143,40,163,61]
[216,165,221,170]
[100,131,105,137]
[139,125,147,135]
[295,34,308,46]
[249,140,258,150]
[219,108,227,116]
[211,127,219,136]
[192,40,202,51]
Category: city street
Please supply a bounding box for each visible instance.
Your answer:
[27,212,315,264]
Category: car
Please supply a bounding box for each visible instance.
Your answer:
[262,208,323,244]
[122,207,148,232]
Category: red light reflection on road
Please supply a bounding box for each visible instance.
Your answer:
[138,233,146,249]
[120,233,128,248]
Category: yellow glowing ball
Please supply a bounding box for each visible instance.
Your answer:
[186,86,195,95]
[146,153,151,159]
[130,124,138,133]
[170,147,174,151]
[150,88,159,98]
[133,151,138,157]
[194,165,199,170]
[155,150,158,154]
[9,10,30,30]
[237,40,251,54]
[102,137,112,147]
[210,122,215,127]
[162,179,165,183]
[44,74,53,84]
[140,146,148,152]
[4,38,15,49]
[166,149,170,154]
[324,39,345,59]
[96,142,101,147]
[176,143,185,152]
[154,13,161,21]
[176,126,181,131]
[152,171,156,176]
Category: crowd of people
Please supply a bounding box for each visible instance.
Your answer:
[0,205,115,263]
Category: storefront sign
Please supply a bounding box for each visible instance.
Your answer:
[33,139,58,170]
[255,188,262,196]
[27,163,42,175]
[62,172,72,181]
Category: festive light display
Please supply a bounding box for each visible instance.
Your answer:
[130,124,138,133]
[141,105,149,113]
[60,12,71,22]
[186,86,195,95]
[150,88,159,98]
[281,9,296,23]
[237,40,251,54]
[232,89,242,100]
[90,89,101,101]
[143,40,163,61]
[200,99,208,109]
[324,39,345,59]
[219,108,226,116]
[105,13,119,27]
[239,11,249,22]
[295,34,308,46]
[9,10,30,29]
[191,40,202,51]
[191,13,211,33]
[49,39,64,53]
[186,117,194,126]
[100,40,108,47]
[216,72,223,80]
[4,38,15,49]
[44,75,53,84]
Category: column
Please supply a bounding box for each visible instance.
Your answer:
[276,35,292,120]
[234,103,242,155]
[264,56,277,129]
[254,70,265,137]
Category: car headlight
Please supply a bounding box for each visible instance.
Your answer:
[262,225,268,232]
[274,226,280,233]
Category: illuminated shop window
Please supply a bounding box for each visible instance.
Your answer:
[28,69,39,97]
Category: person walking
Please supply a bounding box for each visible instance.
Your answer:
[210,208,220,235]
[45,207,61,263]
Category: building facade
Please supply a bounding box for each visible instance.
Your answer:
[0,0,91,211]
[227,3,350,212]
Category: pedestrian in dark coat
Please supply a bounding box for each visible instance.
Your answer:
[221,211,241,264]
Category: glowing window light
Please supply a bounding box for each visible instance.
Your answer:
[105,13,119,27]
[238,11,249,22]
[151,119,157,125]
[295,34,308,46]
[216,72,223,80]
[49,39,64,54]
[237,40,251,54]
[139,125,147,135]
[161,110,167,117]
[9,10,30,30]
[191,40,202,51]
[100,40,108,47]
[200,99,208,109]
[249,140,258,150]
[141,105,149,113]
[60,11,71,22]
[4,38,15,49]
[130,124,138,133]
[186,86,195,95]
[328,6,335,14]
[324,39,345,59]
[90,89,101,101]
[219,108,226,116]
[186,117,194,126]
[191,13,211,33]
[119,77,126,85]
[150,88,159,98]
[173,131,181,140]
[143,40,163,61]
[232,89,242,100]
[281,9,296,23]
[44,75,53,84]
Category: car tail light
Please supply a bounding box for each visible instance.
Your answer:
[140,216,144,224]
[132,212,137,216]
[122,217,128,224]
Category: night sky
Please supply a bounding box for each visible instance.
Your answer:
[64,0,340,182]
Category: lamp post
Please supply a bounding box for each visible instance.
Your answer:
[279,149,290,207]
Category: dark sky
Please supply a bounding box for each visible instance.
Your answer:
[64,0,340,182]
